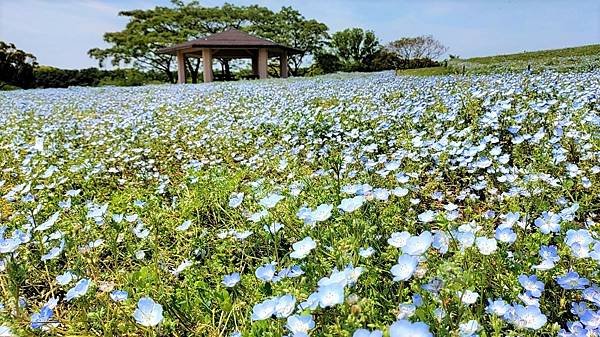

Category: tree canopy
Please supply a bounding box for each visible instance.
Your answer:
[387,35,448,65]
[0,41,37,89]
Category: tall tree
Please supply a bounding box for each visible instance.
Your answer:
[88,6,184,83]
[257,7,329,75]
[330,28,380,71]
[387,35,448,67]
[0,41,37,89]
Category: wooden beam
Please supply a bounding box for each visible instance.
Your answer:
[280,51,288,78]
[251,55,258,75]
[202,48,213,83]
[177,51,186,84]
[258,48,268,79]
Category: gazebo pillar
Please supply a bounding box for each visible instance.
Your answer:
[251,55,259,76]
[280,51,288,78]
[258,48,268,79]
[177,51,186,84]
[202,48,214,83]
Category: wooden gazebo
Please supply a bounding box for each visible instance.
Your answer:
[158,28,302,83]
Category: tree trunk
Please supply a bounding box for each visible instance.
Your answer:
[165,69,175,83]
[224,60,231,77]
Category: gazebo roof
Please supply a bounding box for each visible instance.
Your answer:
[158,28,302,55]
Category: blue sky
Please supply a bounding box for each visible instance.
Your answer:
[1,0,598,69]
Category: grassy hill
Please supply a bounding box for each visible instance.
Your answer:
[398,44,600,76]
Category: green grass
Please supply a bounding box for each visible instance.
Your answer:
[397,44,600,76]
[395,67,458,77]
[467,44,600,64]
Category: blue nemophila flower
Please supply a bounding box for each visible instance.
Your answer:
[317,283,345,308]
[40,238,65,261]
[338,196,365,213]
[565,230,593,258]
[412,294,424,307]
[251,298,277,321]
[583,284,600,306]
[34,211,60,232]
[56,271,75,285]
[286,315,315,335]
[255,263,276,282]
[312,203,333,222]
[0,326,12,336]
[417,210,436,223]
[458,290,479,305]
[556,271,590,290]
[397,303,416,319]
[358,246,375,258]
[402,231,432,256]
[391,254,419,281]
[459,320,480,337]
[274,295,296,318]
[518,275,545,297]
[171,259,193,276]
[110,290,128,302]
[534,211,561,234]
[133,222,150,239]
[277,265,305,279]
[432,230,450,254]
[353,328,383,337]
[222,272,241,287]
[495,227,517,244]
[571,301,589,316]
[504,304,547,330]
[475,236,497,255]
[290,237,316,259]
[388,231,411,248]
[133,297,163,327]
[176,220,192,231]
[65,278,91,301]
[389,319,433,337]
[373,188,390,201]
[248,209,268,223]
[533,245,560,270]
[259,193,284,209]
[228,192,244,208]
[264,222,284,234]
[30,305,54,329]
[486,298,511,316]
[580,309,600,329]
[452,227,476,250]
[392,187,409,197]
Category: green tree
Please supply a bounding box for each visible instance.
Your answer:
[0,41,37,89]
[330,28,380,71]
[258,7,329,75]
[88,5,183,83]
[387,35,448,68]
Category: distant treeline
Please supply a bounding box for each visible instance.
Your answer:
[33,67,165,89]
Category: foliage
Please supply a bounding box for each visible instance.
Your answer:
[329,28,380,71]
[0,41,37,89]
[88,5,182,83]
[387,35,448,68]
[33,66,165,88]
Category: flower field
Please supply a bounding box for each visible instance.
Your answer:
[1,70,599,336]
